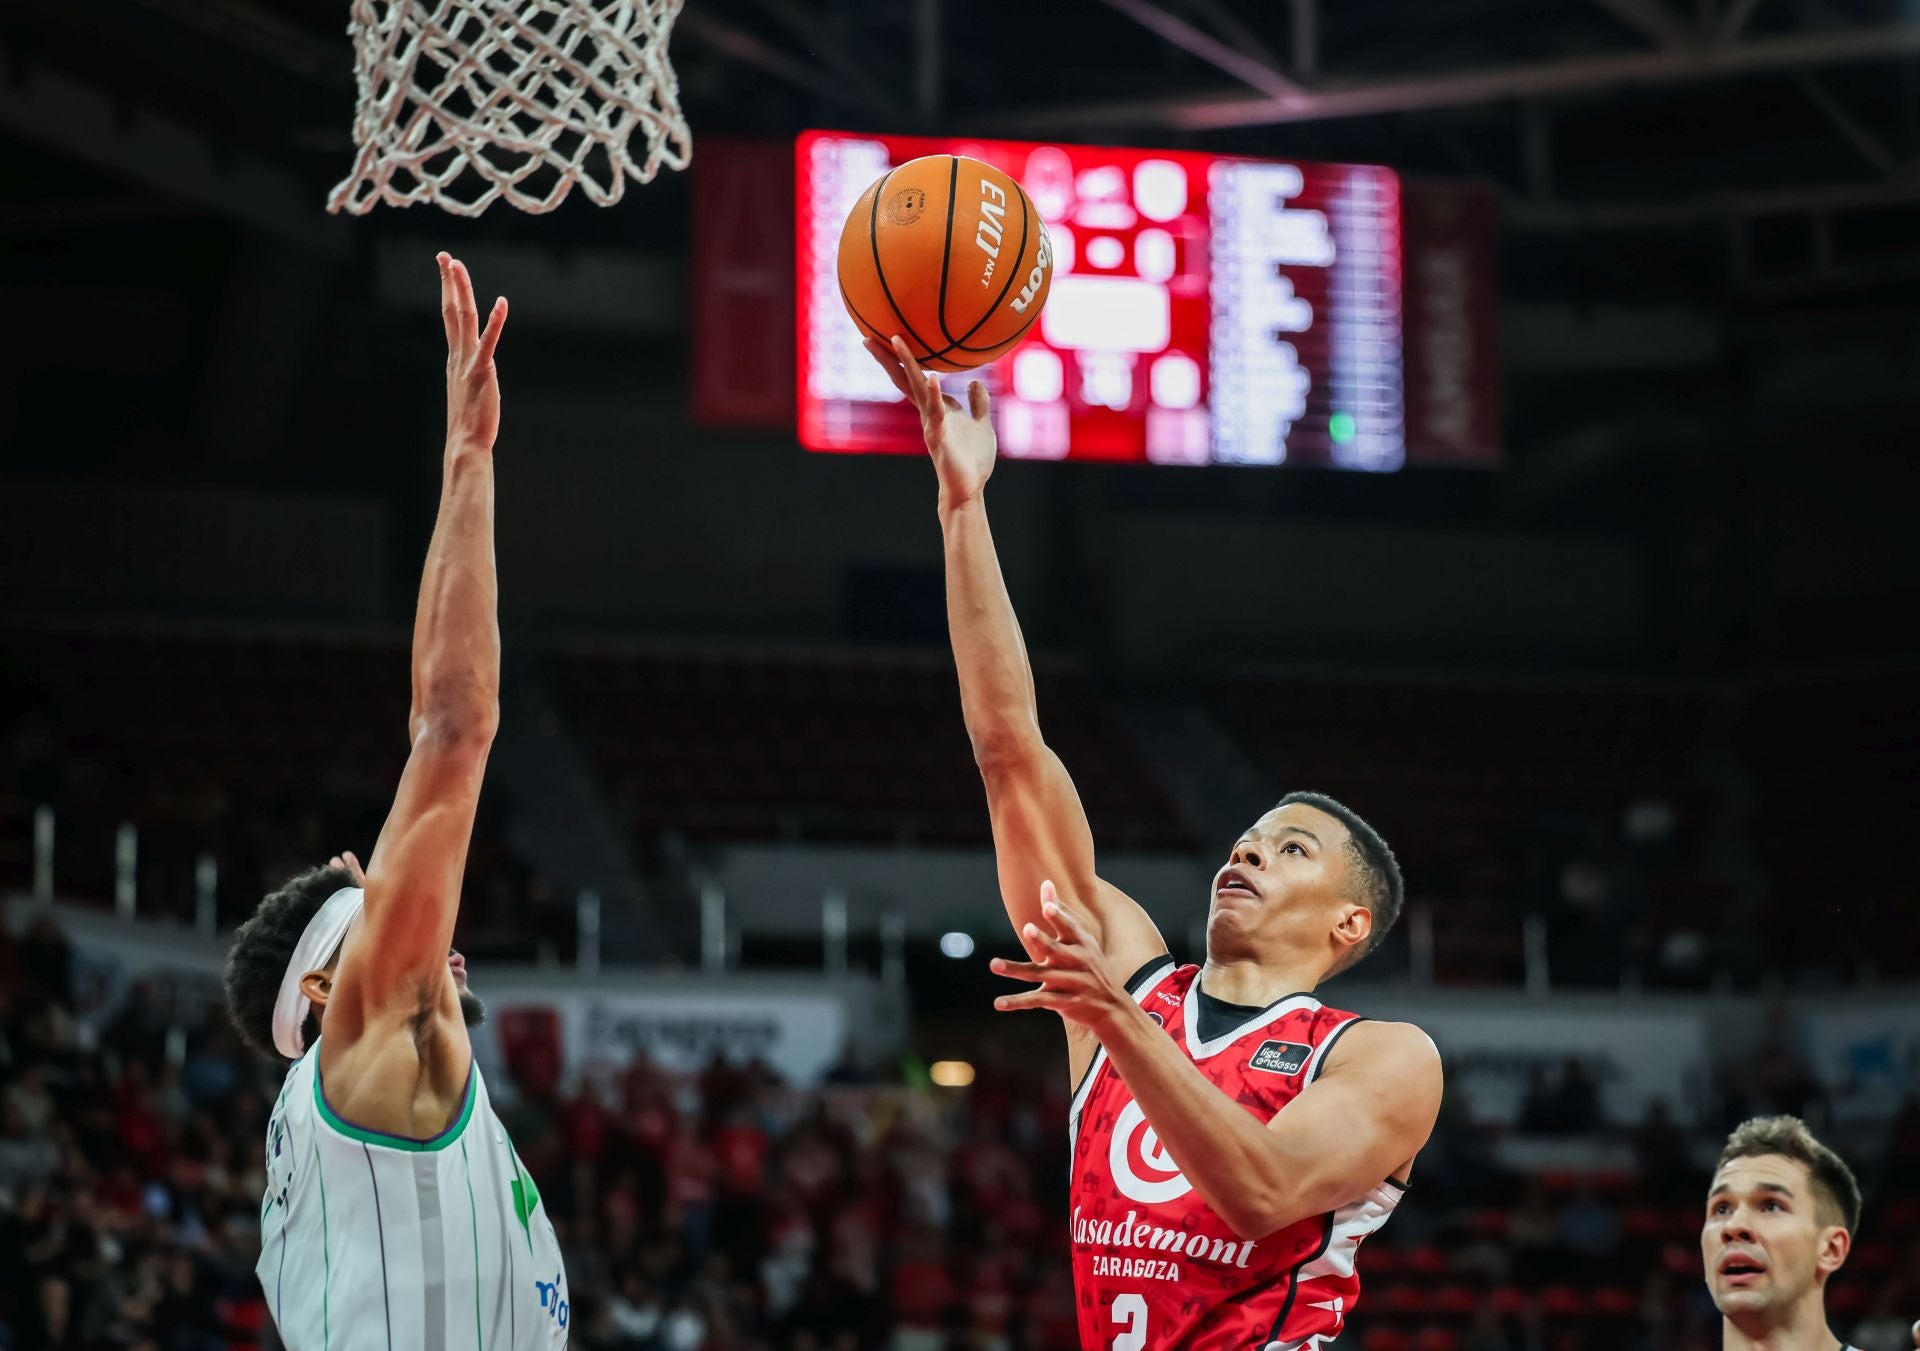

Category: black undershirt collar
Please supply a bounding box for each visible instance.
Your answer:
[1194,983,1273,1044]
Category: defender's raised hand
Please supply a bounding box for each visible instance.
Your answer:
[438,252,508,453]
[865,335,997,510]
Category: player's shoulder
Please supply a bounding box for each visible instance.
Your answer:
[1126,956,1194,996]
[1320,1018,1441,1080]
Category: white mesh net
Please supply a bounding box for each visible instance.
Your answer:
[327,0,691,217]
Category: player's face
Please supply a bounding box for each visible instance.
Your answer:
[449,948,486,1027]
[1207,803,1361,958]
[1701,1154,1846,1319]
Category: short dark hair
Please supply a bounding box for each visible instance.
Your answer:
[1715,1115,1862,1232]
[223,863,356,1060]
[1275,789,1404,975]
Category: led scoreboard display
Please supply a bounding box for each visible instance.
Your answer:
[797,130,1406,470]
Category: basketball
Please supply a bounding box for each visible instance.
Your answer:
[836,154,1054,373]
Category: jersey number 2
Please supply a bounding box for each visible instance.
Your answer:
[1111,1293,1147,1351]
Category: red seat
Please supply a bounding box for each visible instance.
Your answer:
[1468,1208,1510,1237]
[1415,1332,1462,1351]
[216,1297,268,1333]
[1380,1284,1426,1316]
[1591,1287,1637,1318]
[1622,1206,1667,1238]
[1853,1241,1897,1273]
[1828,1284,1869,1317]
[1365,1245,1402,1277]
[1540,1286,1587,1319]
[1363,1330,1411,1351]
[1431,1285,1478,1318]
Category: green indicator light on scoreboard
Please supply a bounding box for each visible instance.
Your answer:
[1329,412,1357,444]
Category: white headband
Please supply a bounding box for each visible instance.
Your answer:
[271,886,366,1060]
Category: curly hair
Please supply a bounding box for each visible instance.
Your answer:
[223,863,357,1059]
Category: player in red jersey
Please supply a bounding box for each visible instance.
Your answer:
[867,337,1443,1350]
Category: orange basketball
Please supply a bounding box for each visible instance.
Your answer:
[836,154,1054,373]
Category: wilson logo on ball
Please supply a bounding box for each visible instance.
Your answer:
[1108,1099,1193,1204]
[1010,225,1053,315]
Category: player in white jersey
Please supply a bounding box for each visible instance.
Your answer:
[223,254,568,1350]
[1703,1115,1864,1351]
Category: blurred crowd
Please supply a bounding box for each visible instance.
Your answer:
[3,911,1918,1351]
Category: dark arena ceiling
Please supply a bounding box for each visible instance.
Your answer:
[7,0,1920,298]
[4,0,1919,555]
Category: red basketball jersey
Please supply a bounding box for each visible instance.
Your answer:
[1069,961,1405,1350]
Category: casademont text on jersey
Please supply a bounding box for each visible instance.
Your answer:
[1072,1206,1258,1270]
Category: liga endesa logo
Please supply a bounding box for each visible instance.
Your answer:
[1108,1099,1193,1203]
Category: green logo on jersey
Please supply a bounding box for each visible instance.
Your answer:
[509,1154,541,1245]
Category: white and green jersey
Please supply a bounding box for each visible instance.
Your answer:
[257,1038,569,1350]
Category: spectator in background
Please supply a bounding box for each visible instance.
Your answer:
[1519,1064,1557,1134]
[1509,1180,1563,1284]
[1557,1181,1623,1265]
[1521,1058,1604,1135]
[1635,1099,1698,1195]
[30,1275,78,1351]
[1552,1058,1604,1134]
[0,1100,58,1193]
[18,915,73,1012]
[103,981,171,1068]
[1852,1289,1918,1351]
[1750,1005,1825,1125]
[1462,1292,1513,1351]
[2,1065,56,1141]
[7,907,1920,1351]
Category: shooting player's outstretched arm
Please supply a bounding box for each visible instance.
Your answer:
[322,255,506,1115]
[867,338,1168,1079]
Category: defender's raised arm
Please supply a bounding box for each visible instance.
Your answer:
[323,255,506,1078]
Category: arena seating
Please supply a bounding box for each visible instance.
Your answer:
[1212,675,1721,986]
[3,626,413,925]
[1734,670,1920,979]
[554,642,1201,852]
[1213,675,1713,875]
[9,623,1913,993]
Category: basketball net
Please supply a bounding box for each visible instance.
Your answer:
[327,0,691,217]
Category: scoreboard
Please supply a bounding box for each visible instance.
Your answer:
[796,130,1406,470]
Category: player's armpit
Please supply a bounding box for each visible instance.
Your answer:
[324,721,491,1046]
[1251,1021,1442,1228]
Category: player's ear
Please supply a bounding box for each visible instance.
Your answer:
[1816,1225,1850,1279]
[1332,902,1372,955]
[299,968,334,1009]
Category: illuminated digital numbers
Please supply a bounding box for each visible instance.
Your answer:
[797,134,1407,470]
